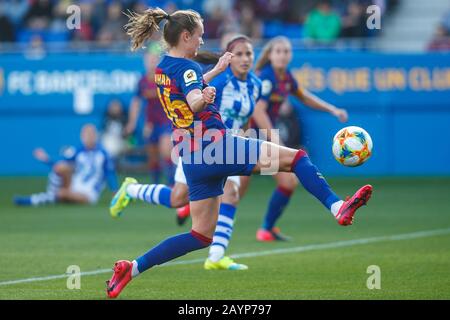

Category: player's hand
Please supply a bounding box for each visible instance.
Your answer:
[213,52,234,73]
[333,108,348,123]
[202,86,216,104]
[33,148,50,163]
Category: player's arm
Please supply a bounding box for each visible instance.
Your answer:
[124,96,142,136]
[33,148,54,166]
[252,99,282,145]
[186,87,216,113]
[294,88,348,123]
[203,52,234,83]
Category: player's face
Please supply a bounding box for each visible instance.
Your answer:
[185,23,204,58]
[269,41,292,71]
[230,41,254,78]
[81,126,97,149]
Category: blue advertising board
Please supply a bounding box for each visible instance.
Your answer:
[0,51,449,175]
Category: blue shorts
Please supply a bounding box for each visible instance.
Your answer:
[146,123,172,144]
[181,134,263,201]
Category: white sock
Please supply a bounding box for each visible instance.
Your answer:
[208,246,225,263]
[208,214,234,262]
[30,192,56,206]
[131,260,140,278]
[126,184,140,199]
[331,200,344,217]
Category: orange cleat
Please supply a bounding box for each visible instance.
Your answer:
[106,260,133,299]
[336,185,373,226]
[256,227,291,242]
[176,204,191,226]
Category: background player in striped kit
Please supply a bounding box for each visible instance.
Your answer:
[14,124,118,206]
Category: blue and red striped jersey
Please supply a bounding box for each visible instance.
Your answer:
[154,55,225,135]
[258,63,302,124]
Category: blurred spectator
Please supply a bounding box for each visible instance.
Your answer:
[50,1,71,32]
[96,1,128,45]
[238,3,263,39]
[427,25,450,52]
[0,0,396,50]
[304,0,342,43]
[0,7,15,42]
[24,0,54,30]
[254,0,290,21]
[203,5,227,39]
[203,0,233,17]
[0,0,29,27]
[101,99,128,158]
[341,1,367,38]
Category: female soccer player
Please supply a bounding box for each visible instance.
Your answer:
[125,45,175,184]
[106,8,372,299]
[252,36,349,242]
[111,35,260,271]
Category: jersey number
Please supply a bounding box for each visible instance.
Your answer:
[157,87,194,128]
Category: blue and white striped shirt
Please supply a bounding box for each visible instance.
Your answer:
[210,67,262,130]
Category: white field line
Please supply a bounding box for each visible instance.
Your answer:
[1,227,449,287]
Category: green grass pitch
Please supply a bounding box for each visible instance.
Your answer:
[0,176,449,300]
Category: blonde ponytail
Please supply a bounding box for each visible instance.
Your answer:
[124,8,168,51]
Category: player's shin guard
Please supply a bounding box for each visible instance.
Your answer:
[135,230,211,274]
[208,203,236,262]
[262,186,293,231]
[291,150,340,210]
[126,183,172,208]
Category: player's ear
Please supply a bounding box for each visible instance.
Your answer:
[181,30,191,43]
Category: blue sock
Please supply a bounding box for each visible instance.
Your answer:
[208,203,236,262]
[136,230,211,272]
[291,150,340,210]
[262,187,292,230]
[128,184,172,208]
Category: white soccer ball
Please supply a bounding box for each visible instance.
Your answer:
[332,126,373,167]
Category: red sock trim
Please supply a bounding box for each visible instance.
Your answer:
[291,149,307,170]
[190,230,212,246]
[277,186,294,197]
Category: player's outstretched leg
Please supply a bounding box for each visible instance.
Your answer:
[106,197,217,298]
[110,178,185,218]
[13,170,62,206]
[110,177,138,218]
[254,142,372,225]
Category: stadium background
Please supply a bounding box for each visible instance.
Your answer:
[1,0,449,177]
[0,0,450,300]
